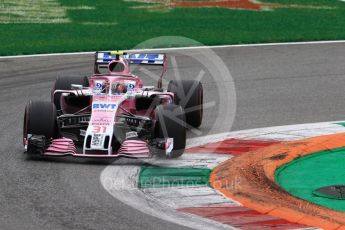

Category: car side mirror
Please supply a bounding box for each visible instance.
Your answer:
[71,84,83,90]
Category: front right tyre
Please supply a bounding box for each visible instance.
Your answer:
[154,104,186,158]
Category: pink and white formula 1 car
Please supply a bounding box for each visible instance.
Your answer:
[23,51,203,158]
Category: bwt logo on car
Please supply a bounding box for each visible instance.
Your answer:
[93,103,117,110]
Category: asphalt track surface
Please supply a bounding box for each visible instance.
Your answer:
[1,43,345,229]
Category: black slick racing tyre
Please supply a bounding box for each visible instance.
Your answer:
[24,100,58,138]
[168,80,203,128]
[23,101,59,151]
[154,104,186,158]
[52,76,89,110]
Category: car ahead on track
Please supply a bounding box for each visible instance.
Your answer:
[23,51,203,159]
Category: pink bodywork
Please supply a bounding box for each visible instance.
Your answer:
[45,57,173,158]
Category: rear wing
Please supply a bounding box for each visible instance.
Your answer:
[94,51,167,88]
[94,51,121,74]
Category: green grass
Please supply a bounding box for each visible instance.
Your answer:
[276,147,345,212]
[1,0,345,55]
[139,167,211,188]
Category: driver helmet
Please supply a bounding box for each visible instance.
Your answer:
[112,82,127,94]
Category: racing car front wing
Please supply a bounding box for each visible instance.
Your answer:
[26,135,172,158]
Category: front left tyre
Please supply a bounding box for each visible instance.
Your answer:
[23,101,59,154]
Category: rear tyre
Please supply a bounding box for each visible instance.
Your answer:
[168,80,203,128]
[52,76,89,110]
[154,104,186,158]
[23,101,59,154]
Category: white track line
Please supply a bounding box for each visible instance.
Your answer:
[2,40,345,59]
[141,186,239,208]
[100,121,345,230]
[187,120,345,148]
